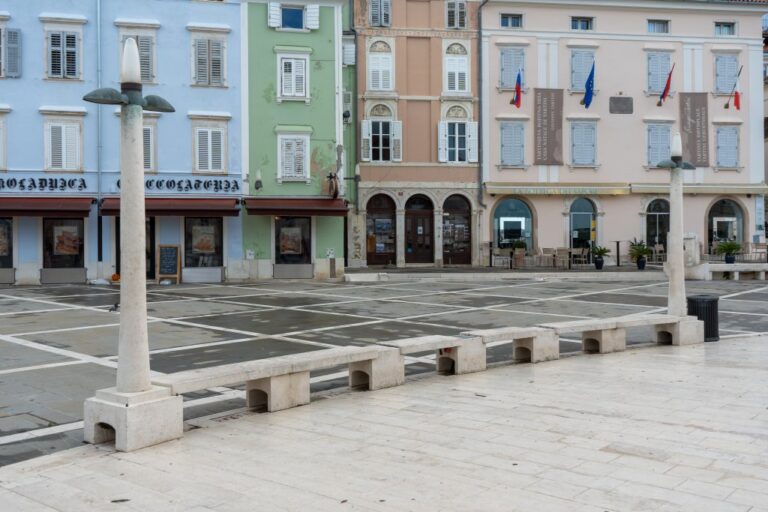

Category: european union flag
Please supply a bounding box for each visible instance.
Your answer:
[582,61,595,109]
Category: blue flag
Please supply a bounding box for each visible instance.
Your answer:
[583,61,595,109]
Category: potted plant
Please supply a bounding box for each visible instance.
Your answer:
[629,240,653,270]
[511,240,528,251]
[715,241,741,264]
[592,246,610,270]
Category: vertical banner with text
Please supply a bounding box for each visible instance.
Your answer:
[534,88,564,166]
[679,92,710,168]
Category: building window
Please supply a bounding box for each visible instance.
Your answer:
[194,126,225,173]
[571,17,593,31]
[0,28,22,78]
[715,54,738,94]
[267,4,320,30]
[279,55,308,99]
[281,6,305,29]
[366,194,396,266]
[447,122,467,163]
[647,52,672,93]
[500,14,522,29]
[494,198,533,251]
[0,218,12,269]
[143,125,155,171]
[342,38,356,66]
[47,31,79,79]
[438,107,477,163]
[275,217,311,265]
[278,134,310,182]
[647,124,671,167]
[368,41,392,91]
[361,105,401,163]
[184,217,223,268]
[499,46,524,88]
[648,20,669,34]
[570,50,594,91]
[121,35,155,83]
[446,1,467,29]
[43,218,84,269]
[708,199,744,248]
[370,0,391,27]
[716,126,739,168]
[192,37,225,86]
[571,122,596,166]
[715,22,736,37]
[500,122,524,167]
[45,120,81,171]
[445,43,468,93]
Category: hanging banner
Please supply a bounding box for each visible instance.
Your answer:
[679,92,709,168]
[534,88,564,165]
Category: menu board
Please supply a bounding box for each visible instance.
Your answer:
[157,245,180,283]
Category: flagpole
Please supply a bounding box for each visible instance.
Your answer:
[724,65,743,109]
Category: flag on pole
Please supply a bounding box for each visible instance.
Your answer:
[657,63,675,107]
[725,65,743,110]
[581,61,595,109]
[510,70,522,108]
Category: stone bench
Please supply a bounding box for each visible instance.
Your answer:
[153,346,403,414]
[379,335,486,375]
[539,314,703,354]
[462,327,559,363]
[687,262,768,281]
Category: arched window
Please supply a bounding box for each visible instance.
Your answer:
[708,199,744,250]
[368,41,392,91]
[494,198,533,251]
[570,198,596,251]
[443,195,472,264]
[366,194,396,265]
[361,104,402,163]
[646,199,670,249]
[445,43,468,93]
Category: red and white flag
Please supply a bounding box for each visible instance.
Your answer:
[726,65,743,110]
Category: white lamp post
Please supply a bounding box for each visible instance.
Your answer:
[82,38,182,452]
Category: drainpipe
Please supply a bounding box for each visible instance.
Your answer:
[476,0,489,211]
[96,0,104,274]
[349,1,359,213]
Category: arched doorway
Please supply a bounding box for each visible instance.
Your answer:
[405,195,434,263]
[570,198,596,253]
[708,199,744,251]
[366,194,396,266]
[442,195,471,265]
[493,198,533,251]
[646,199,670,250]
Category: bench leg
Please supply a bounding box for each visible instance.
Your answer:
[437,338,486,375]
[759,271,765,281]
[246,371,310,413]
[582,328,626,354]
[513,331,559,363]
[349,348,405,391]
[656,318,704,346]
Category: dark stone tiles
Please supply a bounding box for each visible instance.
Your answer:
[289,320,464,346]
[188,309,370,335]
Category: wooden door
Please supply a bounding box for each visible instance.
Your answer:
[405,212,434,263]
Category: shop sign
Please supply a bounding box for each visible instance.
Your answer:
[679,93,709,168]
[104,173,241,195]
[0,175,92,193]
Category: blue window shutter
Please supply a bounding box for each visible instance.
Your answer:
[716,126,738,168]
[6,29,22,78]
[647,52,670,93]
[571,50,593,91]
[571,122,596,165]
[715,54,737,93]
[500,47,524,88]
[648,124,671,166]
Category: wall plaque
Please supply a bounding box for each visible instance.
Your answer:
[534,88,564,166]
[679,93,709,168]
[609,97,633,114]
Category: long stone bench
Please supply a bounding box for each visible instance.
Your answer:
[687,262,768,281]
[461,327,559,363]
[539,314,704,354]
[153,346,403,414]
[379,335,486,375]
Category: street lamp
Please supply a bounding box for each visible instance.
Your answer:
[82,39,182,452]
[656,132,695,317]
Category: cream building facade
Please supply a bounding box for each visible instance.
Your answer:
[481,0,767,264]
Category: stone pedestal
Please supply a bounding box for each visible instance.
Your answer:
[349,348,404,390]
[514,330,560,363]
[246,372,310,412]
[84,386,183,452]
[582,328,627,354]
[437,338,486,375]
[656,317,704,346]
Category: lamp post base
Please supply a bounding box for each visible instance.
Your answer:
[84,386,183,452]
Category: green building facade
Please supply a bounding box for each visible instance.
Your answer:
[243,0,348,279]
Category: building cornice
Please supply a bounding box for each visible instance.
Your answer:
[484,0,768,14]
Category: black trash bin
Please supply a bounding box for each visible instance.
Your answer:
[687,294,719,342]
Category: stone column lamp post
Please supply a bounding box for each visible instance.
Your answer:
[82,38,182,451]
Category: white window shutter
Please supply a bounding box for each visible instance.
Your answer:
[48,124,62,169]
[64,123,79,170]
[446,57,457,91]
[501,122,524,166]
[143,126,153,170]
[194,39,209,84]
[293,58,306,96]
[457,1,467,29]
[648,124,670,166]
[370,0,381,26]
[571,50,593,91]
[572,122,596,165]
[392,121,403,162]
[361,120,372,161]
[458,56,468,92]
[211,129,223,171]
[343,41,356,66]
[369,54,380,90]
[306,5,320,30]
[716,126,738,167]
[49,32,63,78]
[715,54,737,93]
[64,33,78,79]
[281,139,294,178]
[295,138,306,179]
[209,40,223,85]
[282,59,294,96]
[647,52,670,93]
[467,122,478,163]
[0,123,4,168]
[437,121,448,162]
[381,0,391,27]
[268,3,282,28]
[197,128,210,171]
[447,2,457,28]
[137,36,153,82]
[500,47,523,88]
[6,28,22,78]
[381,54,392,90]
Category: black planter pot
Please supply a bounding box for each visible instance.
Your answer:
[594,256,604,270]
[636,257,647,270]
[724,254,736,264]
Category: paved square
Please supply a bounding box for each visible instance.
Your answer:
[1,277,767,467]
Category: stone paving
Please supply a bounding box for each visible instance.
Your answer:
[0,335,766,511]
[1,278,767,467]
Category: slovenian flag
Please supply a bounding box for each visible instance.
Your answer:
[726,65,743,110]
[657,63,675,107]
[511,70,522,108]
[582,61,595,109]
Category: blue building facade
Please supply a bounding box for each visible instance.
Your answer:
[0,0,244,285]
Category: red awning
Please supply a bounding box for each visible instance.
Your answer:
[0,197,95,217]
[243,198,348,217]
[100,198,240,217]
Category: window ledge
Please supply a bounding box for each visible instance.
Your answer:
[192,171,228,176]
[44,77,84,83]
[276,97,312,104]
[39,13,88,25]
[711,92,735,97]
[114,18,161,29]
[497,164,529,170]
[186,22,231,33]
[569,164,600,170]
[277,178,311,183]
[275,27,310,33]
[187,110,232,120]
[643,90,671,98]
[497,86,530,93]
[567,89,599,95]
[0,11,10,22]
[190,83,229,89]
[644,165,671,171]
[39,106,87,116]
[0,104,12,113]
[363,91,398,100]
[714,166,742,172]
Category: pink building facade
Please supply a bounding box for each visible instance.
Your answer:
[481,0,767,264]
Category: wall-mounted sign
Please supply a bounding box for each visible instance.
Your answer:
[534,88,564,165]
[0,176,89,193]
[679,93,710,168]
[104,173,241,195]
[609,97,633,114]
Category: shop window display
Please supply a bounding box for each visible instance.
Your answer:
[43,218,84,268]
[185,217,223,267]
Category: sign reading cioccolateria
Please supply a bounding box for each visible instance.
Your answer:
[680,92,709,168]
[534,88,564,165]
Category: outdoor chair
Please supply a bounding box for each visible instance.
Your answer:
[555,248,570,269]
[572,247,589,267]
[536,248,556,267]
[653,244,666,263]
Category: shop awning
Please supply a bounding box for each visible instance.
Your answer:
[100,198,241,217]
[0,197,95,217]
[243,198,349,216]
